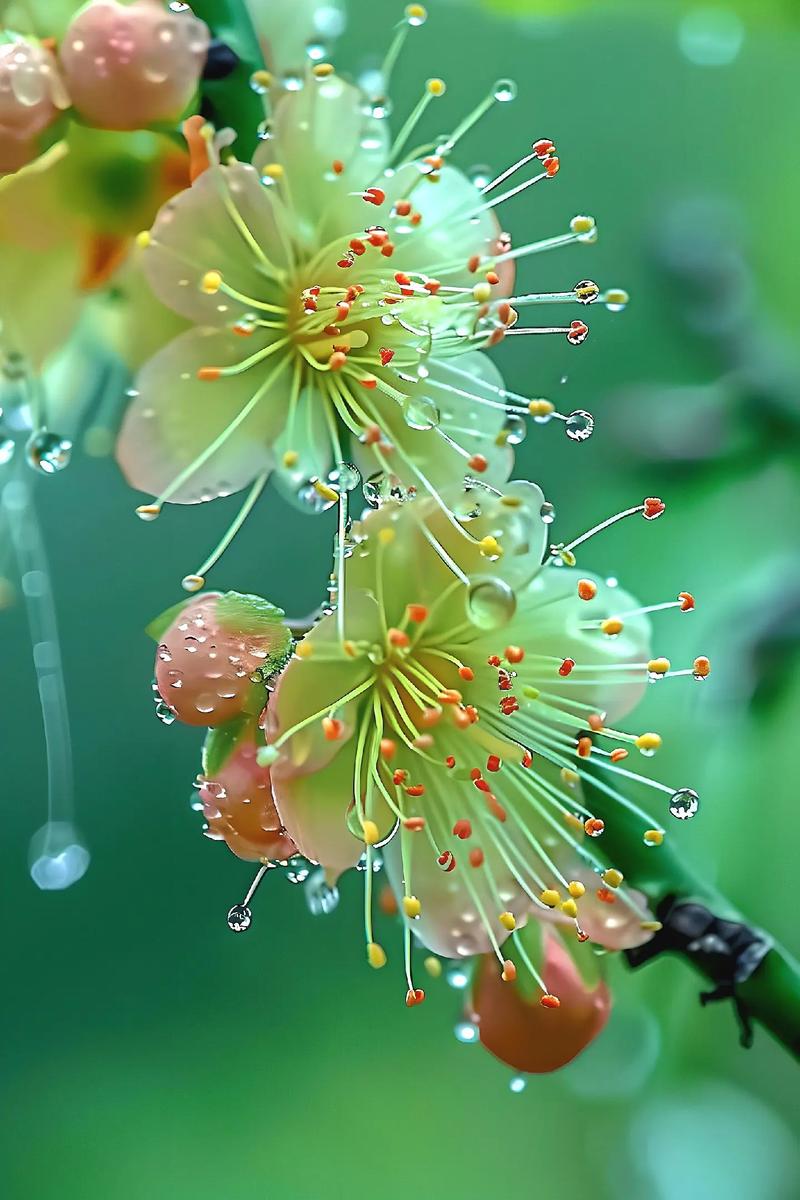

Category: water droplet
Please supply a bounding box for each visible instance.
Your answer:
[25,430,72,474]
[330,462,361,492]
[29,822,89,891]
[305,39,327,61]
[256,118,273,141]
[574,278,600,305]
[447,967,469,989]
[0,431,15,465]
[155,701,176,725]
[157,643,172,662]
[356,850,383,873]
[565,410,594,442]
[403,395,440,431]
[467,163,492,190]
[466,577,517,631]
[281,72,304,92]
[509,1075,527,1093]
[669,788,699,820]
[492,78,517,102]
[502,413,527,445]
[454,1020,478,1043]
[363,95,392,119]
[406,4,427,25]
[285,856,311,884]
[540,501,556,524]
[305,870,340,915]
[297,477,338,513]
[227,903,252,932]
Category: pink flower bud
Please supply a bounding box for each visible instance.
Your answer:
[60,0,210,131]
[0,39,69,173]
[155,592,291,728]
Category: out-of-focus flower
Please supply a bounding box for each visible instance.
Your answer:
[0,36,70,173]
[59,0,210,132]
[118,8,617,522]
[264,482,700,1002]
[470,924,610,1073]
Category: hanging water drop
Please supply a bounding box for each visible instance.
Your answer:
[565,410,594,442]
[669,788,699,821]
[540,501,556,524]
[227,903,252,932]
[25,430,72,474]
[492,78,517,102]
[305,869,340,915]
[502,413,527,446]
[403,395,440,431]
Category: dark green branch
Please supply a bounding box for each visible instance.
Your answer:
[191,0,266,160]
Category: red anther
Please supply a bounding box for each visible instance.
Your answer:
[410,211,422,226]
[329,351,348,371]
[405,989,416,1007]
[500,697,519,715]
[394,199,412,216]
[559,657,576,677]
[437,688,462,706]
[404,817,426,832]
[445,755,456,769]
[362,423,382,445]
[532,138,555,158]
[345,286,360,303]
[540,993,561,1009]
[588,713,604,732]
[323,324,340,336]
[521,749,533,768]
[322,717,343,740]
[678,591,695,612]
[423,279,441,295]
[383,295,401,306]
[501,959,517,983]
[468,454,488,473]
[366,226,388,246]
[486,754,501,773]
[453,819,472,840]
[336,301,351,321]
[197,367,222,381]
[497,302,511,324]
[487,796,507,823]
[349,239,366,256]
[403,603,426,623]
[413,733,434,751]
[452,709,471,730]
[577,930,590,943]
[577,736,592,758]
[380,241,396,257]
[388,627,409,647]
[596,887,616,904]
[337,256,354,269]
[469,847,485,868]
[487,655,502,667]
[470,768,482,781]
[458,666,474,682]
[578,579,598,602]
[392,769,407,785]
[394,272,412,286]
[437,850,456,872]
[363,187,385,205]
[464,705,479,723]
[643,496,666,520]
[545,156,560,177]
[567,319,589,345]
[421,707,441,727]
[467,254,480,273]
[505,645,524,664]
[399,286,414,297]
[474,778,491,794]
[406,784,425,798]
[610,748,629,763]
[584,817,605,837]
[232,323,254,337]
[331,344,350,355]
[488,329,505,348]
[379,348,395,367]
[359,376,377,389]
[332,159,344,174]
[303,297,319,312]
[497,670,512,691]
[424,155,444,170]
[486,271,500,285]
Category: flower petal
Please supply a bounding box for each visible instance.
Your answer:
[118,327,290,503]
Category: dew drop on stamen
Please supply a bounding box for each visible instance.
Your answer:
[281,73,304,92]
[285,856,311,883]
[155,701,176,725]
[565,410,595,442]
[330,462,361,492]
[492,78,517,102]
[669,788,699,821]
[227,903,252,932]
[467,577,517,630]
[503,413,527,445]
[363,96,392,119]
[25,431,72,474]
[305,39,327,61]
[403,395,440,431]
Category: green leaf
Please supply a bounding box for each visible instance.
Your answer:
[202,713,252,778]
[145,598,195,642]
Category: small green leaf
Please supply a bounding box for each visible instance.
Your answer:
[202,713,252,778]
[216,591,292,674]
[145,598,195,642]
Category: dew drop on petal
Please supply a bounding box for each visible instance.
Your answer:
[509,1076,527,1094]
[466,577,517,630]
[503,413,527,445]
[0,432,15,465]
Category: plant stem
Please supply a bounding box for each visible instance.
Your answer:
[191,0,265,160]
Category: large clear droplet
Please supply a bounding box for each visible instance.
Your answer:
[25,430,72,474]
[297,477,337,513]
[305,39,327,61]
[466,577,517,630]
[284,856,311,884]
[540,501,556,524]
[305,869,340,915]
[227,903,252,932]
[29,822,90,891]
[330,462,361,492]
[492,78,517,102]
[403,395,440,431]
[503,413,527,445]
[669,788,699,820]
[565,410,594,442]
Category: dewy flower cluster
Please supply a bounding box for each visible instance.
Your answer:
[1,2,710,1079]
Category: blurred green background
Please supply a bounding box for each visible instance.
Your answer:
[1,1,799,1196]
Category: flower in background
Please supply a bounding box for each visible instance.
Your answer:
[0,36,70,174]
[118,5,622,544]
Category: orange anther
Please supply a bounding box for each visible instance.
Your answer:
[403,817,426,832]
[468,453,488,473]
[578,579,598,601]
[407,603,428,622]
[540,993,561,1009]
[321,717,344,741]
[505,645,524,664]
[458,665,474,682]
[380,738,397,760]
[577,736,592,758]
[467,254,480,273]
[332,159,344,174]
[469,848,485,868]
[679,591,695,612]
[501,960,517,983]
[610,748,629,762]
[196,367,221,381]
[588,713,604,732]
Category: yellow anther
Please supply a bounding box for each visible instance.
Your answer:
[559,549,576,568]
[201,270,222,295]
[282,449,299,468]
[522,685,540,700]
[343,640,358,657]
[367,942,387,969]
[644,829,665,846]
[479,535,503,558]
[251,69,272,91]
[601,617,624,636]
[426,77,446,96]
[181,574,205,593]
[560,899,578,919]
[312,63,335,77]
[605,288,629,307]
[424,955,442,978]
[602,868,624,889]
[261,162,284,180]
[574,281,600,301]
[499,494,522,508]
[135,230,151,249]
[567,880,586,899]
[499,911,516,931]
[362,819,380,845]
[313,478,339,503]
[564,813,584,833]
[378,527,396,546]
[472,282,492,303]
[295,640,314,659]
[635,732,662,753]
[135,503,161,522]
[540,889,560,908]
[402,895,421,919]
[570,214,595,234]
[648,657,671,675]
[528,399,555,417]
[560,767,579,786]
[640,920,663,932]
[406,3,427,20]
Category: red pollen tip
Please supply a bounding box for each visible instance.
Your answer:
[486,754,501,773]
[405,784,425,798]
[394,199,412,216]
[321,717,344,741]
[505,645,524,664]
[332,159,344,174]
[643,496,666,520]
[380,738,396,760]
[424,279,441,295]
[596,887,616,904]
[474,777,491,793]
[405,987,425,1007]
[468,454,489,473]
[349,238,366,255]
[379,348,395,366]
[532,138,555,158]
[567,319,589,344]
[469,848,485,868]
[487,655,502,667]
[406,603,428,622]
[584,817,605,837]
[380,241,396,257]
[197,367,221,382]
[588,713,604,732]
[559,657,576,677]
[362,424,382,445]
[467,254,480,273]
[521,750,533,768]
[452,819,472,840]
[540,993,561,1009]
[403,817,426,832]
[545,156,560,177]
[392,769,407,785]
[487,796,507,823]
[445,755,456,769]
[363,187,385,205]
[458,666,474,682]
[437,850,456,873]
[360,376,378,389]
[678,591,695,612]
